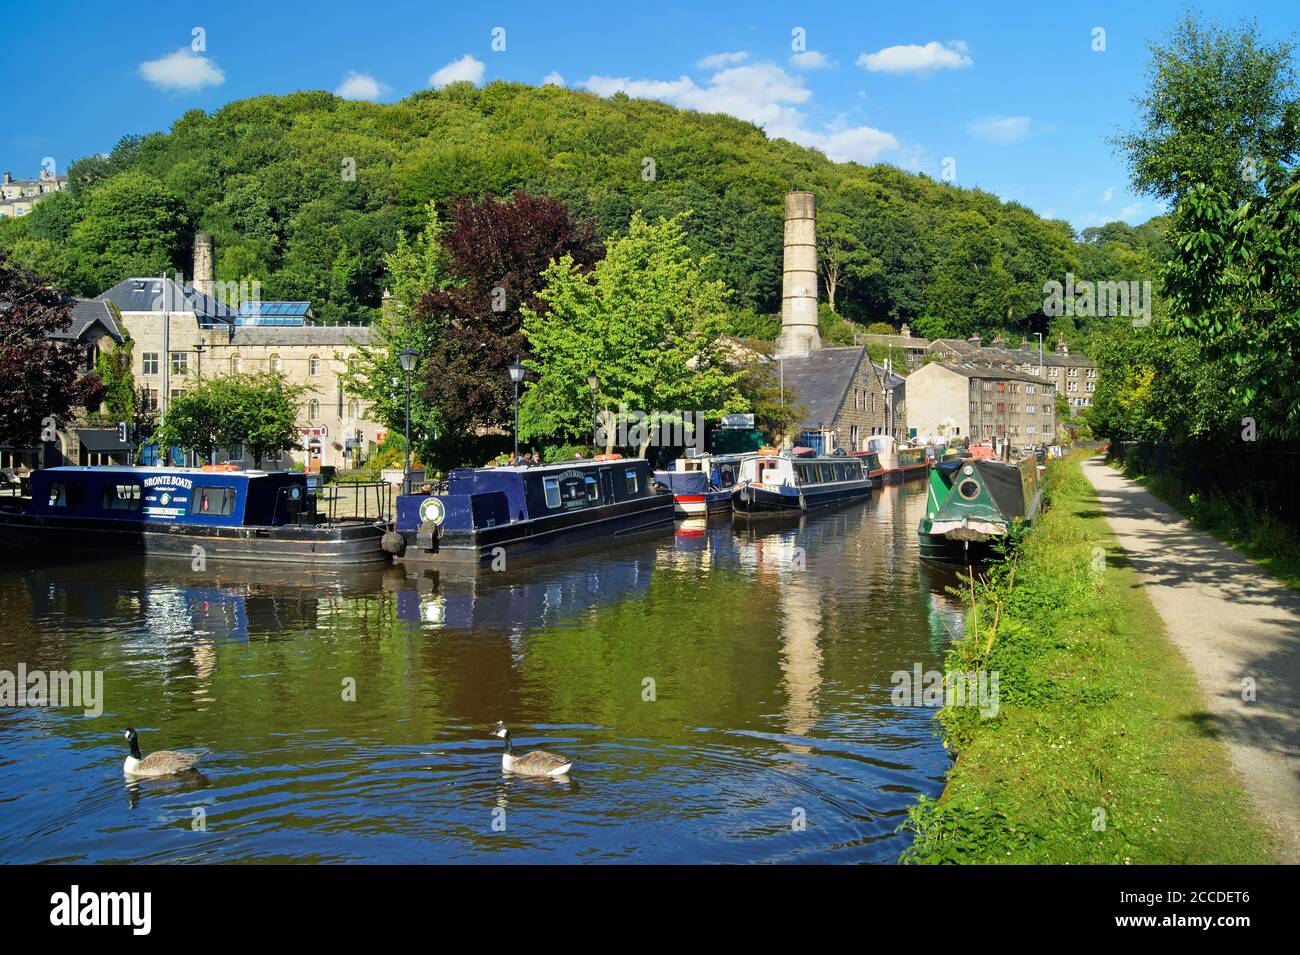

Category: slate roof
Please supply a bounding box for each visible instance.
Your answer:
[778,346,869,431]
[931,362,1052,385]
[96,277,237,325]
[229,325,372,347]
[49,299,124,343]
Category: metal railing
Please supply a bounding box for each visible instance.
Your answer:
[315,481,393,525]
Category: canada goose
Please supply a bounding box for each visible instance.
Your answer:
[492,722,572,776]
[122,728,206,778]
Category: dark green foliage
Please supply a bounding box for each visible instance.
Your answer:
[0,82,1140,340]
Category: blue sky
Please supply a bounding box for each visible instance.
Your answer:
[2,0,1292,230]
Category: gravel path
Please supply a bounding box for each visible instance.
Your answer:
[1083,456,1300,862]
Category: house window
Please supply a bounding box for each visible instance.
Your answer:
[309,355,321,376]
[142,353,159,376]
[269,354,282,373]
[191,486,236,517]
[230,354,242,375]
[308,399,320,421]
[170,352,188,375]
[140,389,159,412]
[101,483,142,511]
[347,399,359,419]
[170,388,184,402]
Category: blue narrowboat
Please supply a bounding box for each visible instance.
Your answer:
[0,466,389,564]
[732,449,872,516]
[391,456,675,565]
[653,451,755,516]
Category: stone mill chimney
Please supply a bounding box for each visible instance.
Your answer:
[192,232,215,298]
[777,191,821,357]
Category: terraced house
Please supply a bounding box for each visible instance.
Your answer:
[904,361,1057,451]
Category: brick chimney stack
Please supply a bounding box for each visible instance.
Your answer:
[193,233,215,298]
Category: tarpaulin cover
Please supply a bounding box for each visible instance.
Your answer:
[971,460,1029,521]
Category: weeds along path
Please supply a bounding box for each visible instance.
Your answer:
[1083,455,1300,862]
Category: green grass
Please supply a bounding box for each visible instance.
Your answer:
[901,454,1276,864]
[1120,465,1300,593]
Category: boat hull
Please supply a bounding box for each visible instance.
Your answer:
[672,490,735,516]
[396,493,675,565]
[0,512,389,564]
[733,480,870,516]
[917,525,1003,565]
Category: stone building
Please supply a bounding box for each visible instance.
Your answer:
[778,347,906,454]
[91,236,382,469]
[905,361,1057,450]
[0,167,68,218]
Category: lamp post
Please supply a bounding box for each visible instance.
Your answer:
[508,359,526,463]
[398,347,417,494]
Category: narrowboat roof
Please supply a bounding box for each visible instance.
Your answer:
[465,458,650,475]
[37,466,284,478]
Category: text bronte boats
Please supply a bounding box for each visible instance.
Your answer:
[0,466,389,564]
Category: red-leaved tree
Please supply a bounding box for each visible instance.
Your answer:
[413,191,600,434]
[0,249,104,450]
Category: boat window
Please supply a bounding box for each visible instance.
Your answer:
[685,461,702,471]
[718,465,735,487]
[625,468,638,494]
[47,481,84,509]
[958,478,981,500]
[819,464,833,483]
[101,483,142,511]
[585,476,599,502]
[192,486,236,517]
[542,477,561,509]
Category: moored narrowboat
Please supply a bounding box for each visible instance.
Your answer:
[917,457,1042,565]
[654,451,754,515]
[856,435,930,484]
[391,456,674,565]
[732,449,871,516]
[0,466,390,564]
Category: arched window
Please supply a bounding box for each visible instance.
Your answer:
[230,354,241,375]
[347,399,359,419]
[269,354,282,374]
[309,354,320,376]
[307,399,320,421]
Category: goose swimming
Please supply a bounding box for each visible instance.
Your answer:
[492,722,572,777]
[122,728,206,778]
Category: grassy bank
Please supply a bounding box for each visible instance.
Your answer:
[901,454,1275,864]
[1120,465,1300,593]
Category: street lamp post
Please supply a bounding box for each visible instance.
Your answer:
[509,359,526,463]
[398,347,417,494]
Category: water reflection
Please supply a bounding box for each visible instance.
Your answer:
[0,483,965,864]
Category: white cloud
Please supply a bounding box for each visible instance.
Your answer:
[542,71,566,87]
[582,62,898,165]
[857,40,972,74]
[138,48,225,92]
[1120,202,1144,221]
[789,50,834,71]
[335,71,386,101]
[696,51,748,69]
[967,115,1031,142]
[1102,186,1116,203]
[429,54,485,89]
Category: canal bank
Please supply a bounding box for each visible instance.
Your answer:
[903,454,1276,864]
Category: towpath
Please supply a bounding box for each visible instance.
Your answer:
[1082,456,1300,862]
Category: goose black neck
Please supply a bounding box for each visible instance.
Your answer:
[128,735,141,759]
[502,731,513,755]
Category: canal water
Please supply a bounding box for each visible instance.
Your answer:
[0,481,963,864]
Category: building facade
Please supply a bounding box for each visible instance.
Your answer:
[0,168,68,218]
[905,361,1057,450]
[779,346,907,453]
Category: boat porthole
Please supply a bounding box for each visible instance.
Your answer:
[419,497,446,526]
[958,479,980,500]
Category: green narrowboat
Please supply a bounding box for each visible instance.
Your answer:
[917,457,1042,565]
